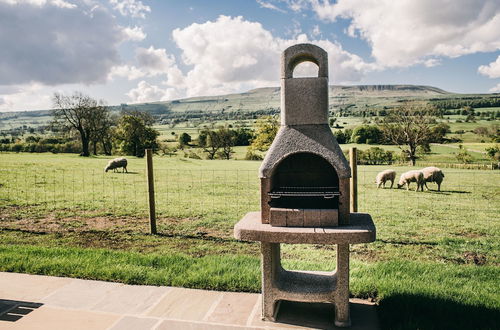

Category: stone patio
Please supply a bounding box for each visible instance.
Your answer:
[0,272,379,329]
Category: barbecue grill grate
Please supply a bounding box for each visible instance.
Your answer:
[269,186,340,199]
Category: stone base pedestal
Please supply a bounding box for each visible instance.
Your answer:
[234,212,376,328]
[261,242,351,327]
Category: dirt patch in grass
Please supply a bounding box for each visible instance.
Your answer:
[462,251,487,265]
[0,206,257,257]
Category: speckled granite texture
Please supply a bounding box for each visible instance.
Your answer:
[259,125,351,179]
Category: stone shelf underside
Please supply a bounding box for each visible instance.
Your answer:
[234,212,376,244]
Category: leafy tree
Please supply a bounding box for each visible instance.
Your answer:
[382,102,436,166]
[199,127,236,160]
[429,123,450,143]
[88,108,115,155]
[456,144,473,164]
[114,114,159,157]
[199,128,222,160]
[178,133,192,149]
[216,127,236,160]
[233,127,254,146]
[485,145,500,162]
[333,129,352,144]
[249,116,279,151]
[357,147,394,165]
[158,142,177,157]
[52,92,108,157]
[350,125,383,144]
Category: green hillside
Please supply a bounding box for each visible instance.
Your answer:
[1,85,499,133]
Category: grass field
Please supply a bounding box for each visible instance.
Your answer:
[0,152,499,329]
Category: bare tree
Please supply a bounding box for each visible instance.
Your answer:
[382,102,436,166]
[52,92,109,157]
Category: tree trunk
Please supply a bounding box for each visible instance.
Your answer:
[81,136,90,156]
[92,141,97,155]
[102,139,111,156]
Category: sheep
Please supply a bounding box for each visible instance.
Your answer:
[397,170,425,191]
[375,169,396,188]
[104,157,128,173]
[421,166,445,191]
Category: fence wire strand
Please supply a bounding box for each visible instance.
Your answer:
[0,167,498,224]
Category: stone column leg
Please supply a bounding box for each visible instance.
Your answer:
[261,242,281,321]
[334,244,351,327]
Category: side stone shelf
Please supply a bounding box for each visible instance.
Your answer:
[234,212,376,245]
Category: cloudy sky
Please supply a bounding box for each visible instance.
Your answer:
[1,0,499,112]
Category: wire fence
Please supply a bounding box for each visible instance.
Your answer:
[0,166,499,225]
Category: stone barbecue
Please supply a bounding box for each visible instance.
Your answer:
[234,43,376,328]
[260,43,350,228]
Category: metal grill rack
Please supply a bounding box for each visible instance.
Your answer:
[269,186,340,199]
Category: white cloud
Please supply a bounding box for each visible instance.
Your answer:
[0,0,126,86]
[122,26,146,41]
[0,0,76,8]
[308,0,500,67]
[489,83,500,92]
[109,0,150,19]
[126,80,168,103]
[0,83,52,111]
[285,0,309,12]
[170,15,375,98]
[136,47,176,76]
[256,0,286,13]
[108,65,145,81]
[311,25,321,38]
[424,58,441,68]
[478,56,500,78]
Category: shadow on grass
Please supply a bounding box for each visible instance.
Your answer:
[378,293,500,330]
[422,189,471,195]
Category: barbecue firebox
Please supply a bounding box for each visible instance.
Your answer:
[260,43,351,227]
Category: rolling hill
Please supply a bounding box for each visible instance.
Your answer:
[1,85,498,132]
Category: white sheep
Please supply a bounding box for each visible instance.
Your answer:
[375,169,396,188]
[397,170,425,191]
[421,166,445,191]
[104,157,128,173]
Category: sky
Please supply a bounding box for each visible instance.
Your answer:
[0,0,499,112]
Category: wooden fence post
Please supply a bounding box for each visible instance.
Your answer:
[349,147,357,213]
[146,149,157,234]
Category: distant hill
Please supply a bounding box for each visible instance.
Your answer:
[1,85,498,131]
[109,84,455,117]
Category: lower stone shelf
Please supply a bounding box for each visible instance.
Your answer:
[234,212,376,244]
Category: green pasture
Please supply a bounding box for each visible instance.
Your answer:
[0,152,499,329]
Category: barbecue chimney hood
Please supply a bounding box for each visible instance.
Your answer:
[259,43,351,227]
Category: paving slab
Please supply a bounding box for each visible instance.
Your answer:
[91,284,170,315]
[205,292,259,325]
[0,272,71,301]
[41,278,122,309]
[109,316,160,330]
[0,272,379,330]
[156,319,251,330]
[147,287,223,321]
[0,306,119,330]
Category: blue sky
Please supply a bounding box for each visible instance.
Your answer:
[0,0,499,111]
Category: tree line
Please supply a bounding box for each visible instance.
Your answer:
[51,92,159,157]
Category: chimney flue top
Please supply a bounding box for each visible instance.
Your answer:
[280,43,329,126]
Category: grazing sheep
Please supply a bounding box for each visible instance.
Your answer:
[421,166,445,191]
[104,157,128,173]
[397,170,425,191]
[375,169,396,188]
